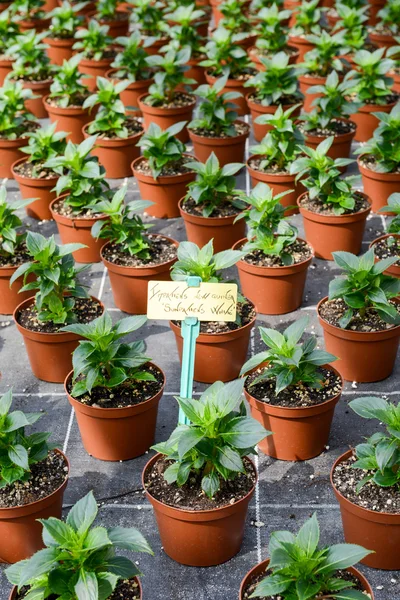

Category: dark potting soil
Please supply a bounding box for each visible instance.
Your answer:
[0,120,38,141]
[13,159,58,180]
[351,92,399,105]
[102,235,177,268]
[17,297,103,334]
[142,91,194,109]
[189,120,249,138]
[13,74,53,83]
[84,48,116,60]
[374,236,400,264]
[182,196,242,218]
[248,156,289,176]
[332,454,400,514]
[0,450,68,508]
[360,154,400,174]
[245,366,341,408]
[97,10,129,22]
[173,300,256,334]
[47,92,90,108]
[319,297,400,333]
[299,118,356,137]
[144,455,256,510]
[249,93,301,106]
[251,44,298,59]
[93,117,143,140]
[16,578,140,600]
[241,239,312,268]
[113,68,153,82]
[207,68,257,82]
[51,196,103,219]
[134,155,194,177]
[67,364,164,409]
[0,244,29,268]
[299,192,369,216]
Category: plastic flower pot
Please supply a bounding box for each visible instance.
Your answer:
[106,69,154,115]
[0,57,13,85]
[0,264,33,315]
[11,157,58,221]
[303,119,357,161]
[0,449,69,564]
[247,45,299,71]
[370,233,400,277]
[288,35,315,62]
[78,56,114,91]
[43,36,75,65]
[188,121,249,165]
[205,71,254,116]
[131,155,196,219]
[297,192,371,260]
[247,155,303,214]
[100,236,178,314]
[318,296,400,382]
[350,101,397,142]
[185,56,207,86]
[138,94,196,143]
[331,449,400,570]
[369,30,397,49]
[367,0,385,25]
[233,237,313,314]
[143,452,257,566]
[44,95,92,144]
[246,95,302,141]
[19,79,53,119]
[299,73,338,113]
[283,0,301,26]
[64,366,165,461]
[358,157,400,214]
[0,137,29,179]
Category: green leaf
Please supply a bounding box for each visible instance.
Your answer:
[349,397,389,421]
[103,556,140,578]
[218,446,244,472]
[39,518,76,548]
[75,570,99,600]
[317,544,372,574]
[8,445,29,470]
[201,471,220,498]
[251,574,292,597]
[84,526,111,550]
[107,527,153,554]
[177,428,204,458]
[222,416,270,448]
[67,491,98,535]
[332,590,372,599]
[19,548,59,586]
[296,513,319,556]
[0,389,13,416]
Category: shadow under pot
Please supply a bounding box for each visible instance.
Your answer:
[14,295,104,383]
[43,36,75,66]
[131,155,196,219]
[233,237,313,314]
[179,198,246,254]
[142,452,257,566]
[0,449,69,564]
[243,365,342,461]
[137,93,196,143]
[106,69,154,115]
[358,156,400,214]
[302,119,357,161]
[188,120,250,165]
[370,233,400,277]
[78,56,115,92]
[297,192,371,260]
[350,99,398,142]
[205,71,255,116]
[100,235,178,314]
[317,296,400,382]
[44,95,93,144]
[50,195,108,263]
[169,301,256,383]
[246,95,302,142]
[64,364,165,461]
[331,449,400,570]
[11,157,59,221]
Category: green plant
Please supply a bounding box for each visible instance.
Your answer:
[290,137,358,214]
[8,30,52,82]
[241,317,336,394]
[145,47,195,105]
[0,184,32,258]
[346,48,395,104]
[376,0,400,34]
[20,122,68,177]
[253,4,291,55]
[6,491,153,598]
[48,53,89,107]
[299,30,348,77]
[380,193,400,233]
[11,0,44,20]
[129,0,165,37]
[250,513,371,599]
[251,104,304,171]
[170,239,244,282]
[235,182,298,264]
[48,1,85,38]
[349,395,400,490]
[137,121,187,178]
[201,27,252,79]
[152,378,268,497]
[355,102,400,173]
[328,249,400,327]
[0,389,55,489]
[162,4,206,55]
[334,4,369,52]
[0,79,36,139]
[0,9,20,57]
[73,19,113,60]
[290,0,323,36]
[95,0,120,19]
[245,51,302,106]
[10,231,89,324]
[111,30,153,81]
[386,36,400,70]
[83,76,135,138]
[220,0,254,35]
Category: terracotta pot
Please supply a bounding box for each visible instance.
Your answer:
[332,449,400,570]
[65,366,165,461]
[367,0,385,25]
[351,101,397,142]
[288,35,315,63]
[131,155,196,219]
[100,236,178,314]
[391,70,400,93]
[43,36,75,66]
[247,155,303,214]
[0,449,68,564]
[210,0,223,25]
[370,233,400,277]
[106,69,154,115]
[43,0,58,8]
[82,122,142,179]
[179,199,246,253]
[246,95,302,142]
[283,0,301,26]
[0,264,33,315]
[186,56,207,86]
[79,56,114,92]
[358,157,400,214]
[369,30,397,49]
[9,578,142,600]
[86,10,129,38]
[11,158,58,221]
[0,57,13,85]
[138,94,196,143]
[143,452,257,566]
[0,137,28,179]
[205,71,254,116]
[248,45,299,71]
[170,306,255,383]
[299,73,332,113]
[318,296,400,382]
[50,196,108,263]
[233,237,312,314]
[188,121,249,165]
[297,192,371,260]
[239,558,374,600]
[303,119,357,160]
[20,79,53,119]
[44,95,92,144]
[144,36,168,56]
[18,17,51,33]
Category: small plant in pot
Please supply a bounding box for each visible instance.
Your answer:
[132,121,196,219]
[11,231,104,382]
[179,153,247,252]
[318,248,400,382]
[12,123,68,220]
[44,0,86,65]
[73,19,115,91]
[244,51,303,141]
[63,312,165,461]
[0,9,20,85]
[233,182,313,314]
[188,73,250,164]
[240,513,373,599]
[333,3,372,66]
[88,0,130,38]
[218,0,257,47]
[288,0,324,62]
[11,0,49,31]
[0,389,69,564]
[169,240,256,383]
[369,0,400,48]
[94,183,178,313]
[290,137,371,259]
[248,4,297,70]
[247,104,304,212]
[82,76,144,178]
[6,490,153,597]
[331,395,400,570]
[371,193,400,278]
[128,0,167,53]
[143,378,269,566]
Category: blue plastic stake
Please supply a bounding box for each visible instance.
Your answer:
[178,276,201,425]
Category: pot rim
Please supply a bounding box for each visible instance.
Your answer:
[369,232,400,253]
[233,236,314,271]
[105,68,154,86]
[131,154,196,183]
[11,157,59,184]
[50,194,107,225]
[357,156,400,181]
[245,92,303,112]
[288,34,316,46]
[100,234,179,272]
[302,117,357,142]
[43,94,90,115]
[81,121,144,145]
[246,154,296,182]
[178,197,242,224]
[10,77,53,88]
[137,92,196,114]
[43,35,75,46]
[247,44,299,60]
[205,69,254,86]
[354,99,399,114]
[297,191,372,222]
[188,119,250,142]
[86,7,130,23]
[78,56,115,67]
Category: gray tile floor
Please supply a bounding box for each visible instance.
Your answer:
[0,116,399,599]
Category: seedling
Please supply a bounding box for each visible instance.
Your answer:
[145,47,195,105]
[0,9,20,57]
[0,79,36,139]
[111,30,153,81]
[380,193,400,233]
[355,102,400,173]
[8,29,52,82]
[11,0,44,20]
[162,4,206,55]
[290,0,323,37]
[48,0,86,38]
[129,0,165,38]
[48,53,89,107]
[73,19,113,60]
[220,0,255,35]
[254,4,292,55]
[20,122,68,177]
[334,4,369,53]
[346,48,395,104]
[0,184,32,258]
[245,51,302,106]
[299,30,348,78]
[95,0,120,19]
[201,27,252,79]
[137,121,187,178]
[170,239,244,282]
[376,0,400,34]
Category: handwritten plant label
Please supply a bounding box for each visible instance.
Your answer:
[147,281,238,322]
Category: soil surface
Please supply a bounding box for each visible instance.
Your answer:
[300,118,356,137]
[207,68,257,82]
[250,45,298,60]
[90,117,143,140]
[0,244,29,268]
[241,239,312,268]
[51,197,104,219]
[182,196,242,218]
[332,454,400,514]
[67,364,164,409]
[102,235,177,268]
[144,455,256,510]
[189,121,249,138]
[248,156,289,176]
[96,11,129,22]
[134,155,194,178]
[350,92,399,105]
[47,92,90,108]
[173,300,256,334]
[0,450,68,508]
[249,93,301,106]
[299,192,369,216]
[245,366,341,408]
[0,121,38,141]
[319,298,400,332]
[17,297,103,334]
[16,578,140,600]
[142,91,194,109]
[359,154,400,174]
[13,160,58,180]
[373,236,400,265]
